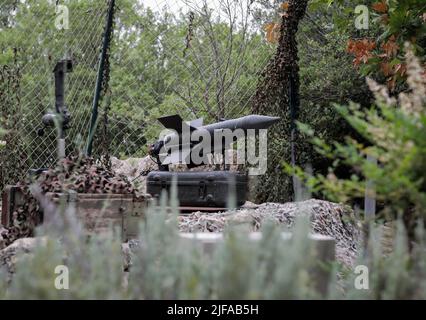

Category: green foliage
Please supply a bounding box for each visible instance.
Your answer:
[286,46,426,226]
[0,198,328,299]
[110,1,274,145]
[0,0,106,173]
[254,4,372,203]
[5,235,125,299]
[0,0,275,170]
[1,173,426,300]
[2,1,426,300]
[342,220,426,299]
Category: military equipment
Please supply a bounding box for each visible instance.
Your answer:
[146,171,247,209]
[45,192,148,241]
[1,187,148,242]
[149,114,280,171]
[146,114,279,209]
[38,59,73,159]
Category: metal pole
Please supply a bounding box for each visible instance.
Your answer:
[364,154,377,221]
[288,72,299,199]
[52,60,72,159]
[85,0,115,156]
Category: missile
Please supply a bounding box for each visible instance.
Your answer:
[149,114,280,170]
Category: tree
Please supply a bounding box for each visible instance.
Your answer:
[109,0,274,148]
[252,1,372,203]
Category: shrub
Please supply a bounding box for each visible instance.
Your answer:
[286,44,426,237]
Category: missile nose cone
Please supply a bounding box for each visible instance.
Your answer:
[262,116,281,126]
[241,115,281,130]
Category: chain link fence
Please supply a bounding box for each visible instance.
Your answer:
[0,0,109,189]
[1,0,276,189]
[108,0,276,156]
[0,0,288,196]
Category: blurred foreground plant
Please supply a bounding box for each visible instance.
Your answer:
[1,190,426,299]
[0,187,337,299]
[343,220,426,299]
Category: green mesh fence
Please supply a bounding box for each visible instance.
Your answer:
[108,0,275,154]
[0,0,108,188]
[0,0,280,194]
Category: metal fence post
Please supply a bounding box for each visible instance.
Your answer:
[364,154,377,221]
[86,0,115,156]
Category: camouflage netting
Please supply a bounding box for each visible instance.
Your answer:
[0,156,139,247]
[179,199,362,267]
[252,0,309,203]
[0,61,27,193]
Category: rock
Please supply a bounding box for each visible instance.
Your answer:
[0,237,47,275]
[178,199,362,267]
[111,156,158,193]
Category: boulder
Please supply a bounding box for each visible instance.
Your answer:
[0,237,47,275]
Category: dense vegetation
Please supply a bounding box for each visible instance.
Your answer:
[1,0,426,300]
[1,1,424,196]
[288,45,426,243]
[254,0,426,202]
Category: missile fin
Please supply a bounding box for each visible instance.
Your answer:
[188,118,203,128]
[158,114,198,133]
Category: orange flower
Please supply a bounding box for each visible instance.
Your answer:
[372,1,388,13]
[347,39,376,66]
[264,23,281,44]
[381,35,399,58]
[280,2,289,11]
